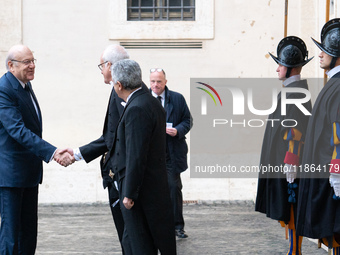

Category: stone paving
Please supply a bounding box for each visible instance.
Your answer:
[34,202,328,255]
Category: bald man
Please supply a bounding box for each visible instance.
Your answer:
[0,45,73,254]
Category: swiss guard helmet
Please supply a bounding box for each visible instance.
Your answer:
[312,18,340,69]
[269,36,313,78]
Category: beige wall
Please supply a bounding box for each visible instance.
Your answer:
[0,0,22,74]
[0,0,330,203]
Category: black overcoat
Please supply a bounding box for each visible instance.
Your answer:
[110,88,176,254]
[297,72,340,239]
[255,79,311,222]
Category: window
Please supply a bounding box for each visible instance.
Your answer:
[109,0,214,40]
[127,0,195,21]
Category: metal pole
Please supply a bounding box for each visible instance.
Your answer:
[284,1,288,238]
[284,0,288,37]
[324,0,330,85]
[326,0,330,22]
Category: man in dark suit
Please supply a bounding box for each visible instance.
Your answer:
[69,45,149,253]
[70,45,130,254]
[0,45,73,254]
[110,59,176,255]
[149,68,193,238]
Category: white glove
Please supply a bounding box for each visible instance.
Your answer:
[329,173,340,197]
[283,164,297,183]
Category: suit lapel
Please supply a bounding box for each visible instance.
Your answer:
[164,88,173,121]
[103,88,126,151]
[118,88,145,123]
[6,73,41,128]
[109,88,145,159]
[27,82,42,128]
[103,88,115,134]
[22,84,41,128]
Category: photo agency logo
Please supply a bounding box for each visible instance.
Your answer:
[190,78,315,178]
[195,80,311,128]
[196,82,223,114]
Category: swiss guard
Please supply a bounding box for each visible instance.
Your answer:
[296,18,340,255]
[255,36,313,255]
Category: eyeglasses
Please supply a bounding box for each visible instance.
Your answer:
[150,68,163,73]
[11,59,36,66]
[98,61,108,71]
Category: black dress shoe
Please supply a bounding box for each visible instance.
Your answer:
[175,229,188,238]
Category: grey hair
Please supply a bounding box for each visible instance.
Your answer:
[111,59,142,91]
[5,46,20,71]
[5,53,14,71]
[102,45,129,66]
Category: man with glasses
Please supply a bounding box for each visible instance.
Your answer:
[0,44,73,254]
[149,67,193,238]
[68,44,147,254]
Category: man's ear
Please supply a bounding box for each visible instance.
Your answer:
[8,61,14,71]
[116,81,123,91]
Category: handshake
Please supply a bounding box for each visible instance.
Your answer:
[53,148,75,167]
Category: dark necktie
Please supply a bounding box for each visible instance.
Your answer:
[157,96,162,106]
[25,83,31,94]
[25,83,40,120]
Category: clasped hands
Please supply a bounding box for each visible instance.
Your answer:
[53,148,75,167]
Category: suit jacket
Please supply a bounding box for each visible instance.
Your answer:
[79,83,148,188]
[79,87,123,187]
[111,87,176,254]
[110,88,169,202]
[162,86,193,173]
[0,72,56,187]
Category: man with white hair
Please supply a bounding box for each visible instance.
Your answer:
[70,45,148,254]
[69,45,131,253]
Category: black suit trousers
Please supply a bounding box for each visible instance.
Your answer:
[166,158,185,229]
[120,198,158,255]
[107,184,124,244]
[119,179,176,255]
